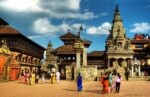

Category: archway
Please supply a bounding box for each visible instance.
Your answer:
[118,58,124,67]
[110,58,116,67]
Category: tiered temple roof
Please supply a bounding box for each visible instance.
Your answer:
[52,30,91,55]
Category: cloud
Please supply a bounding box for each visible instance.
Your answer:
[87,22,111,35]
[0,0,42,12]
[130,22,150,33]
[32,18,59,35]
[32,18,87,36]
[100,12,108,16]
[0,0,97,20]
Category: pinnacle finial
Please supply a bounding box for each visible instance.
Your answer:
[68,29,71,32]
[113,4,122,22]
[80,24,83,31]
[78,24,83,38]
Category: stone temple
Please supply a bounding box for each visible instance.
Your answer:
[44,5,150,81]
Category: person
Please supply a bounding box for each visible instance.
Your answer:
[42,73,45,83]
[56,71,60,83]
[24,69,29,85]
[35,72,39,84]
[125,69,130,81]
[77,73,82,92]
[108,72,113,93]
[116,73,121,93]
[101,72,109,93]
[20,70,25,83]
[111,73,116,92]
[30,70,35,85]
[51,72,56,84]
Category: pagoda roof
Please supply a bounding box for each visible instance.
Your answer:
[52,44,76,55]
[88,51,105,57]
[0,18,9,25]
[60,32,79,40]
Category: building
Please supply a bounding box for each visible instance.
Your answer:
[51,28,102,80]
[44,41,57,72]
[131,34,150,75]
[0,18,45,80]
[105,5,134,77]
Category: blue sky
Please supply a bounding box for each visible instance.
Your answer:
[0,0,150,52]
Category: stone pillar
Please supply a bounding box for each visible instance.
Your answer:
[82,48,87,66]
[138,65,141,76]
[131,65,134,76]
[76,51,81,78]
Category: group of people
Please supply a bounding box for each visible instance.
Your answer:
[20,69,39,85]
[76,72,122,93]
[101,72,122,93]
[19,69,60,85]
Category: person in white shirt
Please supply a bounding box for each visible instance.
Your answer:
[56,71,60,83]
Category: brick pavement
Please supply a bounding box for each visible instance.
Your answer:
[0,80,150,97]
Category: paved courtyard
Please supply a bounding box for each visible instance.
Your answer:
[0,80,150,97]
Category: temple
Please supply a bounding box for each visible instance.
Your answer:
[0,18,45,80]
[105,5,134,77]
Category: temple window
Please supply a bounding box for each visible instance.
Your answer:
[72,57,75,60]
[68,57,71,60]
[118,42,122,47]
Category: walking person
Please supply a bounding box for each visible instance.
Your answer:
[116,73,121,93]
[101,72,109,93]
[77,73,82,92]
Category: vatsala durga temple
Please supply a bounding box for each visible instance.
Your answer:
[0,5,150,81]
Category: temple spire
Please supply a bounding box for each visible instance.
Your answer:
[113,5,122,22]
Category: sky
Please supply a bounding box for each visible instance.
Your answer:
[0,0,150,52]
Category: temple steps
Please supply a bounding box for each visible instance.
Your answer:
[128,76,150,81]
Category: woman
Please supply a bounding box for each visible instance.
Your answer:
[102,72,109,93]
[108,72,113,93]
[30,70,35,85]
[116,73,121,93]
[51,73,56,84]
[111,73,116,92]
[77,73,82,92]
